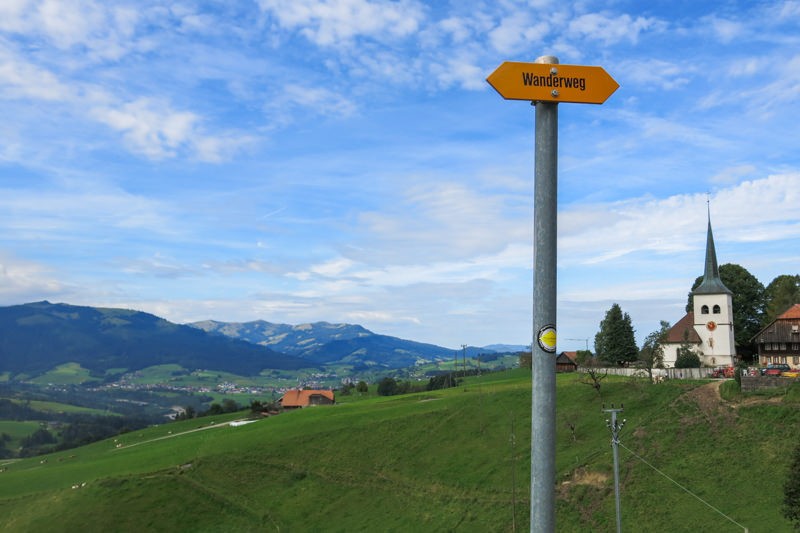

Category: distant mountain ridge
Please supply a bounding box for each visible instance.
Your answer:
[190,319,456,369]
[190,320,372,355]
[0,301,309,378]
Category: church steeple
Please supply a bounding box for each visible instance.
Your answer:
[693,207,732,295]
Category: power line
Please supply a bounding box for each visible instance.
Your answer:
[618,441,749,532]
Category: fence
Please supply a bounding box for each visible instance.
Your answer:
[576,366,712,380]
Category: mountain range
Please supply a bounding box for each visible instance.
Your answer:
[0,301,306,378]
[0,301,524,379]
[190,319,460,368]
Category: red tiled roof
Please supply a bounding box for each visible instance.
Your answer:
[560,351,577,362]
[779,304,800,320]
[665,312,702,344]
[279,389,335,408]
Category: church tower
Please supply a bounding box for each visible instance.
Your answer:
[691,211,736,367]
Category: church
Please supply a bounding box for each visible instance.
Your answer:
[661,213,736,369]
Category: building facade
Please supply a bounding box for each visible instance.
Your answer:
[752,304,800,368]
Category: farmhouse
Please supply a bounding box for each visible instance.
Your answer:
[751,304,800,368]
[662,213,736,369]
[556,351,578,373]
[279,389,335,409]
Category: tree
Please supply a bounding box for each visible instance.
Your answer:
[674,331,701,368]
[686,263,765,352]
[764,274,800,325]
[594,303,638,365]
[639,321,670,381]
[221,399,239,413]
[356,380,368,394]
[376,377,398,396]
[575,350,593,366]
[784,441,800,529]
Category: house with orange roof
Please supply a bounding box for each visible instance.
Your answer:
[279,389,335,409]
[751,304,800,368]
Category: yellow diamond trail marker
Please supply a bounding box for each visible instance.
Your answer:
[486,61,619,104]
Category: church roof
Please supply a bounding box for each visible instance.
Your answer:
[692,215,732,295]
[665,312,702,344]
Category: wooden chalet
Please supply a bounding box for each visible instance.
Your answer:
[556,351,578,372]
[751,304,800,368]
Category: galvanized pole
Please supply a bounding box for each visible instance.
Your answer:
[603,404,625,533]
[530,55,558,533]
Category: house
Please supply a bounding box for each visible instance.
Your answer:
[279,389,335,409]
[751,304,800,368]
[556,351,578,372]
[662,212,736,369]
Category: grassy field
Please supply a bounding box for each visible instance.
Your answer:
[28,363,99,386]
[0,370,797,531]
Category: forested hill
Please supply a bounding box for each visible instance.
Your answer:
[0,301,310,377]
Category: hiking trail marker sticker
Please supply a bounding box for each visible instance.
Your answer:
[537,325,557,354]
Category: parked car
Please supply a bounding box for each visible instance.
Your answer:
[710,367,734,378]
[763,364,791,376]
[781,369,800,378]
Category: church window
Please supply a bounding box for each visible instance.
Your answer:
[713,305,721,313]
[701,305,709,314]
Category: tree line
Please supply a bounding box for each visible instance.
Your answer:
[590,267,799,368]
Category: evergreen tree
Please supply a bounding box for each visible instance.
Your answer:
[594,303,638,365]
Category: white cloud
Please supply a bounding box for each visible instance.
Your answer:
[257,0,425,46]
[0,51,72,101]
[617,59,691,90]
[92,98,199,159]
[0,253,67,301]
[558,173,800,266]
[488,14,548,55]
[567,12,663,45]
[280,84,357,116]
[703,15,744,44]
[91,98,254,162]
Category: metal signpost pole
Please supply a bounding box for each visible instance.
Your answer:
[486,54,617,532]
[530,55,558,533]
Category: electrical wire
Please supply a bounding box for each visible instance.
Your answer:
[618,441,749,532]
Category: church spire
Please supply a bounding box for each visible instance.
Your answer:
[693,204,731,295]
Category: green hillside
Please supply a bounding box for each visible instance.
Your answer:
[0,371,797,531]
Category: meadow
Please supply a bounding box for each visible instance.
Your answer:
[0,370,797,531]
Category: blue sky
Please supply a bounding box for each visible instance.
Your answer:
[1,0,799,351]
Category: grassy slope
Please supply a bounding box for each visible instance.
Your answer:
[0,370,797,532]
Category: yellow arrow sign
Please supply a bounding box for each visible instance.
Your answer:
[487,62,619,104]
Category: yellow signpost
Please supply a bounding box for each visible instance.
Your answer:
[486,61,619,104]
